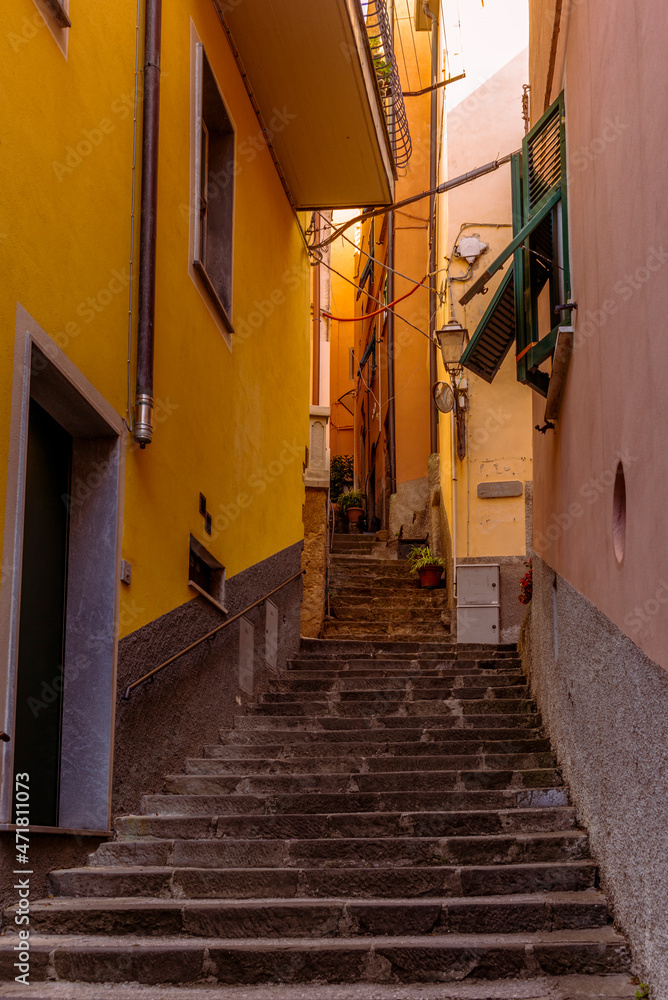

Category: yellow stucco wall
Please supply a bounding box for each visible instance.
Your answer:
[1,0,310,636]
[439,50,533,560]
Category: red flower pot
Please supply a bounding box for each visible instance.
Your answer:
[346,506,364,525]
[418,565,443,588]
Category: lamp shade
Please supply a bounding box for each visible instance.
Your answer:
[436,322,468,366]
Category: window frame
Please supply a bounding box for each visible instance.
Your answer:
[193,42,236,336]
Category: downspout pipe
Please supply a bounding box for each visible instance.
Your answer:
[386,211,397,495]
[424,2,439,456]
[134,0,163,447]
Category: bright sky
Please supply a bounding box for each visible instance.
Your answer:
[443,0,529,108]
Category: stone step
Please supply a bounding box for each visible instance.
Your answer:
[329,591,447,605]
[289,655,519,667]
[0,973,639,999]
[116,806,578,841]
[273,674,524,690]
[259,686,530,702]
[327,599,450,620]
[91,830,590,870]
[281,657,525,678]
[48,859,598,900]
[0,927,630,986]
[219,727,545,746]
[12,891,610,938]
[299,640,513,655]
[141,786,569,817]
[246,698,534,718]
[183,752,556,775]
[207,737,552,757]
[233,714,540,732]
[160,767,562,796]
[323,626,451,641]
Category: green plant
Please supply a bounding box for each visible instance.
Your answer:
[407,544,444,577]
[369,36,391,82]
[635,986,650,999]
[330,455,354,503]
[338,489,365,513]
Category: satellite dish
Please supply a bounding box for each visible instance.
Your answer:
[432,381,454,413]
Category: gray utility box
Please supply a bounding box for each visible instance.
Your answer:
[456,564,500,644]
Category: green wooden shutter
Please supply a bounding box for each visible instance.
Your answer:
[460,265,516,383]
[459,93,570,397]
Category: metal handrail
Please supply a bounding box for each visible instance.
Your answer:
[122,570,304,699]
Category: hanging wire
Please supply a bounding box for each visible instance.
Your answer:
[319,212,437,294]
[317,257,434,344]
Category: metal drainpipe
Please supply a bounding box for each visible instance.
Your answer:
[312,215,321,407]
[386,211,397,495]
[424,2,439,456]
[134,0,163,448]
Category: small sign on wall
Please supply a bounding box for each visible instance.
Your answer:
[477,481,523,499]
[239,617,254,694]
[265,599,278,671]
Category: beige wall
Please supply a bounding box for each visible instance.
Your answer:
[529,0,668,671]
[441,49,533,561]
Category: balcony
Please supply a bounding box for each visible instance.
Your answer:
[213,0,411,209]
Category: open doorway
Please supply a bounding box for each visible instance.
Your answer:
[0,311,125,833]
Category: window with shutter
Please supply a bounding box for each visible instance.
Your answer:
[459,93,571,398]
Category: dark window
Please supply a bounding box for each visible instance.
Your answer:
[194,48,235,332]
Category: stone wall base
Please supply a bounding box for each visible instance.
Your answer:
[301,486,328,638]
[522,553,668,994]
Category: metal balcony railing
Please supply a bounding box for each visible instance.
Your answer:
[359,0,412,170]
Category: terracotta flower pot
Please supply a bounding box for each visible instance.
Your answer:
[418,565,443,588]
[346,506,364,525]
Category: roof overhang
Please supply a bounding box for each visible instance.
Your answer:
[214,0,395,209]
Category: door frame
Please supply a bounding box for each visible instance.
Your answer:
[0,305,125,833]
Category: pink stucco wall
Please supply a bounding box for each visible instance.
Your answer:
[531,0,668,670]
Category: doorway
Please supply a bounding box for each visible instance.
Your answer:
[0,313,125,833]
[13,400,72,826]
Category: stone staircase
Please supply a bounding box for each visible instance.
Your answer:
[326,545,451,642]
[0,631,633,997]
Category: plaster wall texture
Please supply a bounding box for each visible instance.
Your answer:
[389,475,430,541]
[523,554,668,994]
[440,49,533,563]
[528,0,668,670]
[0,0,311,646]
[0,542,302,914]
[301,487,328,638]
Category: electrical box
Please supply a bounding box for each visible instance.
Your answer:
[456,564,500,644]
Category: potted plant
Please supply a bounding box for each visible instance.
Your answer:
[407,544,445,588]
[338,489,365,526]
[330,455,354,505]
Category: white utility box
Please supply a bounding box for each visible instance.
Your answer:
[456,563,500,644]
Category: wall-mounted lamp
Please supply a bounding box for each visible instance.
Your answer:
[435,320,468,367]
